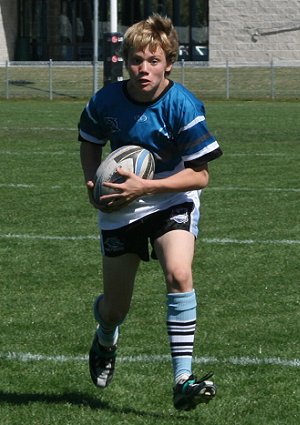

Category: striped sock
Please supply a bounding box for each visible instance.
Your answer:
[167,290,197,384]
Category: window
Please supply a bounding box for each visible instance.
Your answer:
[16,0,209,61]
[16,0,47,60]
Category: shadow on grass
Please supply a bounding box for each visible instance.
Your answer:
[0,390,105,409]
[0,390,166,419]
[9,80,78,99]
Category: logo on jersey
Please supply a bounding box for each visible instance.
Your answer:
[138,114,148,122]
[103,117,120,135]
[135,114,148,123]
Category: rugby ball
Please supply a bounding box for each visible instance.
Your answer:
[93,145,155,207]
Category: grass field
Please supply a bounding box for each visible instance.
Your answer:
[0,99,299,425]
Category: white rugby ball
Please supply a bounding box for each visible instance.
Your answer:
[93,145,155,207]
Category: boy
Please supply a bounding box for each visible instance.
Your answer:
[79,14,222,411]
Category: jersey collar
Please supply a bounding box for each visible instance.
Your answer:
[122,79,174,106]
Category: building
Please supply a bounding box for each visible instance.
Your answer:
[209,0,300,64]
[0,0,299,64]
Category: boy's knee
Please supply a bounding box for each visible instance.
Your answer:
[166,266,193,292]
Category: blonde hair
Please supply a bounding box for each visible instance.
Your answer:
[122,14,179,70]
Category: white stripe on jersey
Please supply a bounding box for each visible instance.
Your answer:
[178,115,205,134]
[85,105,98,124]
[79,129,105,145]
[182,140,220,162]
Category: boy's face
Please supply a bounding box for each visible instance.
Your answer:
[126,45,172,102]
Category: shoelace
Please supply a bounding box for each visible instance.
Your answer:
[196,371,214,383]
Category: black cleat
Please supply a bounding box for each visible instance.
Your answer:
[173,372,216,411]
[89,333,117,388]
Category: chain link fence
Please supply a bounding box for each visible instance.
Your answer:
[0,60,299,100]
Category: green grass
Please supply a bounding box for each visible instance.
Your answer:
[0,99,299,424]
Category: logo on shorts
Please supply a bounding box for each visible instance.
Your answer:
[170,208,189,224]
[104,237,124,253]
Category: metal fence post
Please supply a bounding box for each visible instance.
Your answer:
[226,60,230,99]
[181,59,185,86]
[49,59,53,100]
[271,59,275,100]
[93,0,99,93]
[5,60,9,99]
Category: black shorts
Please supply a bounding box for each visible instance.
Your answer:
[100,202,196,261]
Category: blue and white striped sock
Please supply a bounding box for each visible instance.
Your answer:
[167,290,197,384]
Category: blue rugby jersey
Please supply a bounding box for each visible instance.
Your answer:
[79,80,222,230]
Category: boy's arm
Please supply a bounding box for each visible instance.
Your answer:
[80,141,102,183]
[80,141,102,207]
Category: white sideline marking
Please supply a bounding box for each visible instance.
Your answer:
[1,127,76,132]
[1,351,299,368]
[0,150,77,156]
[203,238,300,245]
[210,186,300,193]
[0,183,82,190]
[1,182,299,193]
[0,183,35,188]
[0,233,98,241]
[227,153,299,157]
[1,233,299,245]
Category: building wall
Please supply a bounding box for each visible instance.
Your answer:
[0,0,18,62]
[0,0,300,63]
[209,0,300,64]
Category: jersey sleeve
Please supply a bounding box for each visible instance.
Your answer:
[78,94,108,145]
[173,93,222,167]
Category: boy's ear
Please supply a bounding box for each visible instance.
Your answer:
[166,62,173,73]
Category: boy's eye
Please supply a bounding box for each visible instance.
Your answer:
[130,56,161,66]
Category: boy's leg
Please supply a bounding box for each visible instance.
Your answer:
[154,229,196,382]
[90,253,140,388]
[154,229,216,410]
[99,254,140,330]
[167,290,197,383]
